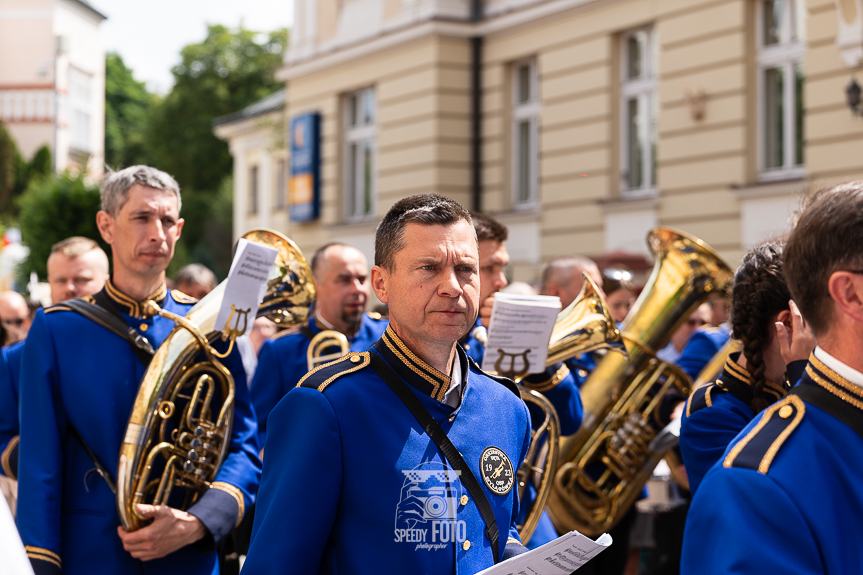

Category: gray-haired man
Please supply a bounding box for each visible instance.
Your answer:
[17,166,261,575]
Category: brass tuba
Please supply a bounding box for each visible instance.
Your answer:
[546,228,732,536]
[116,229,315,530]
[495,274,626,541]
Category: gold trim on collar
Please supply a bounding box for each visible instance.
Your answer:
[724,357,752,384]
[805,364,863,411]
[105,279,167,318]
[383,326,451,402]
[809,354,863,402]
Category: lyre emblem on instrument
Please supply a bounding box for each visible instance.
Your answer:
[225,304,250,339]
[494,349,531,380]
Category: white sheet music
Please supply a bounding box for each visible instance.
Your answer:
[214,238,278,336]
[480,294,561,375]
[475,531,612,575]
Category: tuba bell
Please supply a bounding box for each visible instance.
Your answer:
[116,229,315,530]
[491,274,626,541]
[546,228,733,536]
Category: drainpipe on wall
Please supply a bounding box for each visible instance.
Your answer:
[470,0,483,212]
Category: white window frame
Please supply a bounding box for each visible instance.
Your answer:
[619,26,658,198]
[343,87,377,222]
[756,0,806,181]
[511,58,540,210]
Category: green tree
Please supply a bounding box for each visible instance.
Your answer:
[148,25,287,276]
[149,25,287,193]
[0,121,17,211]
[105,52,156,169]
[17,173,105,282]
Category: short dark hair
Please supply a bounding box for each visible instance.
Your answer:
[470,212,508,243]
[374,194,474,270]
[784,181,863,336]
[174,264,217,290]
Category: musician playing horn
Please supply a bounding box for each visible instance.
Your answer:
[243,193,531,574]
[16,166,261,575]
[682,182,863,574]
[250,242,386,448]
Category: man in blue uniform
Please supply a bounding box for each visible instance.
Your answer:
[16,166,261,575]
[682,182,863,574]
[244,194,531,575]
[0,237,110,489]
[463,213,582,548]
[251,242,387,447]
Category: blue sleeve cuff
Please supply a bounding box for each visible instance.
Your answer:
[1,435,18,479]
[26,547,62,575]
[187,482,243,546]
[503,538,529,561]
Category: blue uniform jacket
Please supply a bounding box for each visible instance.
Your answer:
[0,340,24,478]
[251,312,387,447]
[676,325,730,381]
[679,353,787,494]
[459,318,583,549]
[243,326,531,575]
[16,281,261,575]
[681,353,863,574]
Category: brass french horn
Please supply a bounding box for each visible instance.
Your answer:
[116,229,315,530]
[547,228,733,536]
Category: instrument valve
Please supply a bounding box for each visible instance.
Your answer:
[194,426,206,437]
[188,449,199,461]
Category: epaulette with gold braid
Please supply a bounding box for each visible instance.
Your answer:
[297,351,370,393]
[723,395,805,474]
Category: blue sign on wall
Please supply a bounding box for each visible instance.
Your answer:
[289,112,321,222]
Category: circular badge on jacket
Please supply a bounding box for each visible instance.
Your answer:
[480,447,514,495]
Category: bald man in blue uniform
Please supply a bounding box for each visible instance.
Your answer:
[16,167,260,575]
[682,182,863,574]
[244,194,531,574]
[251,242,386,447]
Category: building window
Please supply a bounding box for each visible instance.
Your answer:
[68,68,92,152]
[512,59,540,208]
[249,165,259,214]
[276,158,287,210]
[620,27,657,196]
[758,0,805,179]
[344,87,376,221]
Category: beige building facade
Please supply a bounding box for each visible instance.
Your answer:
[224,0,863,279]
[0,0,106,176]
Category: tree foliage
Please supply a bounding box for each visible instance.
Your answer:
[148,25,287,193]
[0,121,17,210]
[105,52,156,169]
[17,173,105,282]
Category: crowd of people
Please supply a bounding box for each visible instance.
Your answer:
[0,164,861,575]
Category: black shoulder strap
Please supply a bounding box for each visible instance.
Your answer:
[791,380,863,442]
[67,424,117,494]
[63,292,155,366]
[367,351,501,564]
